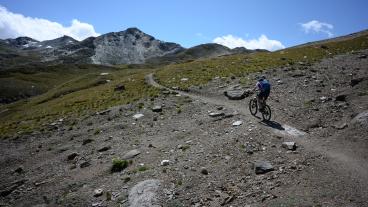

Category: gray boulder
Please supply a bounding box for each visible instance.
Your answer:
[122,149,141,159]
[254,161,274,174]
[224,90,247,100]
[128,179,161,207]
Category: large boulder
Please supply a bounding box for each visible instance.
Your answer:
[224,89,247,100]
[129,179,161,207]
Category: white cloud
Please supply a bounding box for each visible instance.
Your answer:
[213,34,285,51]
[300,20,334,37]
[0,6,100,41]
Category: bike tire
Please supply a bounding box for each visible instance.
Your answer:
[249,98,258,115]
[262,105,272,121]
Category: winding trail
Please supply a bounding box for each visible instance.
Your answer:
[146,73,368,189]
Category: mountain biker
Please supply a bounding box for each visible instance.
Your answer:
[253,75,271,111]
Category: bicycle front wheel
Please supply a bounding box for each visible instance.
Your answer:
[249,98,258,115]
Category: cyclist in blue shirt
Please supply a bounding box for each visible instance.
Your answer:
[254,76,271,111]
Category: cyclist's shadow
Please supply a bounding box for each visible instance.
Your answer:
[254,115,285,131]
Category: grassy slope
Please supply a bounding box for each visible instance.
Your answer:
[1,32,367,138]
[156,33,368,89]
[0,67,159,137]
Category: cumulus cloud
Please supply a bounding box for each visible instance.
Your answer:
[300,20,334,37]
[0,6,100,41]
[213,34,285,51]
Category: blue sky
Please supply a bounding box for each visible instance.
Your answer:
[0,0,367,50]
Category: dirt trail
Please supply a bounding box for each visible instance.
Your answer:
[146,73,368,187]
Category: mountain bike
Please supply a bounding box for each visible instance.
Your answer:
[249,96,271,121]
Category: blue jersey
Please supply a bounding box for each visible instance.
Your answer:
[257,80,271,91]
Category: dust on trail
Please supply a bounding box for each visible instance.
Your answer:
[146,73,368,186]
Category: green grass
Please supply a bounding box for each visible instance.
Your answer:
[111,158,129,173]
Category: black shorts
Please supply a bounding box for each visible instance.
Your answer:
[257,89,270,99]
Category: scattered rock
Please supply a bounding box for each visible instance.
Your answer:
[98,146,111,152]
[100,73,109,76]
[180,78,189,82]
[80,161,91,168]
[254,161,274,174]
[152,105,162,112]
[246,144,254,154]
[133,113,144,119]
[358,54,367,59]
[224,90,247,100]
[114,84,125,91]
[122,149,141,159]
[217,106,224,110]
[96,109,111,115]
[94,188,103,197]
[209,112,225,117]
[200,167,208,175]
[335,94,347,102]
[161,160,170,166]
[333,123,348,130]
[350,77,365,87]
[14,166,24,174]
[128,179,161,207]
[232,120,243,126]
[0,179,27,197]
[282,142,297,151]
[82,138,94,145]
[67,152,79,161]
[351,111,368,125]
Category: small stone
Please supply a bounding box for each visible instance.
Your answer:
[232,121,243,126]
[122,149,141,159]
[177,145,183,149]
[14,166,24,174]
[282,142,297,151]
[254,161,274,174]
[98,146,111,152]
[200,167,209,175]
[82,138,94,145]
[80,161,91,168]
[246,145,254,154]
[114,84,125,91]
[334,123,348,130]
[181,78,189,82]
[133,113,144,119]
[94,188,103,197]
[209,112,225,117]
[67,152,79,161]
[335,94,347,102]
[217,106,224,110]
[161,160,170,166]
[152,105,162,112]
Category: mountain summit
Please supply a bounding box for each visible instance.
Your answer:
[89,27,184,64]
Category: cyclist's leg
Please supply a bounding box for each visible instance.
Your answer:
[258,92,265,110]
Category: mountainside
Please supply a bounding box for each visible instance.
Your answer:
[1,28,185,65]
[147,43,265,64]
[1,28,263,66]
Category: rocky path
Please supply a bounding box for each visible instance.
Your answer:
[146,71,368,196]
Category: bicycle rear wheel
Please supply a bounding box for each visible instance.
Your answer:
[261,105,271,121]
[249,98,258,115]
